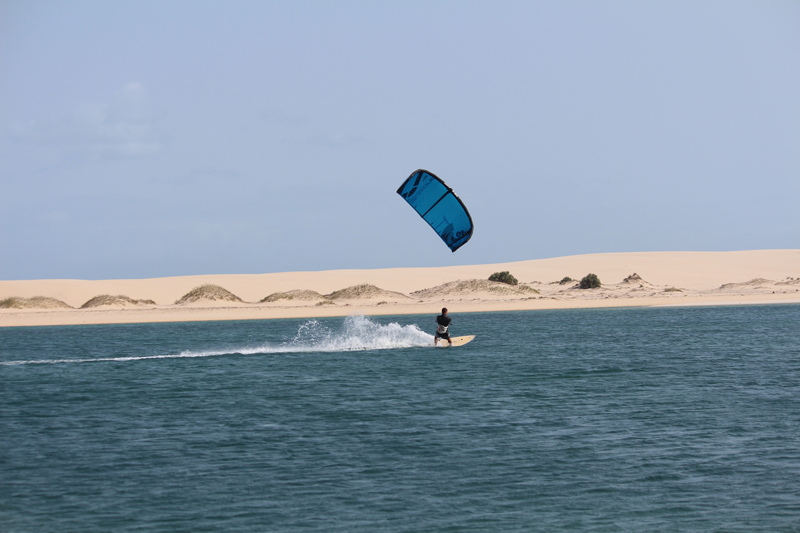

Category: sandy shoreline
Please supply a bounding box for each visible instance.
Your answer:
[2,250,798,327]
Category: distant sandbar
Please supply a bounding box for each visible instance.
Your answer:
[1,250,798,327]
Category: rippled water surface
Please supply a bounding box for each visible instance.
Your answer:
[2,305,800,532]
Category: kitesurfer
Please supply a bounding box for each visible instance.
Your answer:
[434,307,453,346]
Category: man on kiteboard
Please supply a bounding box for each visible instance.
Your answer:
[434,307,453,347]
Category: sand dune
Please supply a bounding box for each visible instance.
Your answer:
[412,279,539,298]
[175,284,244,305]
[621,273,652,286]
[260,289,328,303]
[325,284,410,301]
[1,296,72,309]
[80,295,157,309]
[718,278,775,290]
[1,250,798,327]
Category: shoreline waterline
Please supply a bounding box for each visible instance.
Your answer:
[2,295,800,328]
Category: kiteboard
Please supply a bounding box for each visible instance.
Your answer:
[434,335,475,347]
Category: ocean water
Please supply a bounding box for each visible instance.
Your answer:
[2,305,800,532]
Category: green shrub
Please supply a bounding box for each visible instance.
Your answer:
[488,271,518,286]
[559,277,574,285]
[579,273,601,289]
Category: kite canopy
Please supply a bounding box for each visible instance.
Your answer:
[396,169,474,252]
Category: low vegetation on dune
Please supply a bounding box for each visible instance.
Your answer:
[488,271,518,286]
[622,273,645,284]
[0,296,73,309]
[260,290,328,303]
[579,273,602,289]
[80,295,157,309]
[175,284,244,304]
[559,277,574,285]
[412,279,539,298]
[664,287,683,292]
[718,278,774,290]
[324,284,410,300]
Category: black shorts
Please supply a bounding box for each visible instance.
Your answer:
[435,331,451,340]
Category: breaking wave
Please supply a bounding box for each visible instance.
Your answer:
[1,315,434,365]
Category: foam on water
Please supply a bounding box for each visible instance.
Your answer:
[1,315,434,365]
[281,315,433,352]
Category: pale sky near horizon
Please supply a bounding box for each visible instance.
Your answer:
[1,1,798,280]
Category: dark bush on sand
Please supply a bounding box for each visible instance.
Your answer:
[488,271,518,286]
[579,274,601,289]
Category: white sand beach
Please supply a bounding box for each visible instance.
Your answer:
[2,250,798,327]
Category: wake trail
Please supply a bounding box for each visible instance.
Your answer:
[1,315,434,366]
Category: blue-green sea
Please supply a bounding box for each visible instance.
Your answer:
[2,305,800,532]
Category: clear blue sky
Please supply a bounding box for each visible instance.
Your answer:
[2,1,798,280]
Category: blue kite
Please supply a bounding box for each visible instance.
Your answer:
[396,169,474,252]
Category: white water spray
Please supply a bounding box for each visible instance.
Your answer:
[1,315,434,365]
